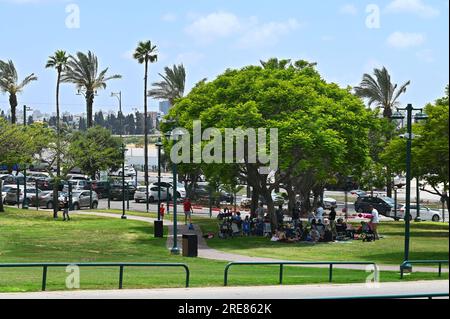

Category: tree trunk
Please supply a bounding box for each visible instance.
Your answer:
[0,179,4,212]
[54,70,61,218]
[86,92,94,129]
[9,93,18,125]
[144,60,150,211]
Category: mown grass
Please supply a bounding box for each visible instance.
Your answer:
[0,208,447,293]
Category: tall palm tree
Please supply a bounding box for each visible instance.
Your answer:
[46,50,69,218]
[0,60,37,124]
[61,51,122,128]
[354,67,411,119]
[133,41,158,213]
[148,64,186,105]
[355,67,411,198]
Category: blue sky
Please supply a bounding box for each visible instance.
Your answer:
[0,0,448,115]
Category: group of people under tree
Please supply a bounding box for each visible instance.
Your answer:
[218,201,381,243]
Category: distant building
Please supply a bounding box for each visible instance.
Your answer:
[148,112,159,129]
[159,100,171,115]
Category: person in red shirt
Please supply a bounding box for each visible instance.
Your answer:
[160,204,166,220]
[183,198,193,225]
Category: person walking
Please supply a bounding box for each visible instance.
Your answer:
[368,205,380,240]
[63,197,70,221]
[160,203,166,220]
[183,198,193,226]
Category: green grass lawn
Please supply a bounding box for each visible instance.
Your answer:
[0,208,447,293]
[194,218,449,265]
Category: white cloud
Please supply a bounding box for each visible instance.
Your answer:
[386,0,440,18]
[185,11,301,48]
[185,12,241,43]
[175,52,205,65]
[339,4,358,15]
[237,18,300,48]
[387,32,426,48]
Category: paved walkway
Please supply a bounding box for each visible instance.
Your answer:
[0,281,447,299]
[75,212,449,274]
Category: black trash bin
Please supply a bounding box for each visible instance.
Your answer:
[182,234,198,257]
[154,220,164,238]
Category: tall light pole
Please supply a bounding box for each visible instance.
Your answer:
[22,105,32,210]
[154,137,164,238]
[111,92,127,220]
[392,105,428,271]
[166,129,184,255]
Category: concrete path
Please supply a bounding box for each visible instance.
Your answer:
[75,212,449,274]
[0,280,447,299]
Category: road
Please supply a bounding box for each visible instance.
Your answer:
[0,280,447,299]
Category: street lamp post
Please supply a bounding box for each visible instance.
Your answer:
[156,138,163,220]
[22,105,32,210]
[166,129,184,255]
[111,92,127,220]
[391,104,428,271]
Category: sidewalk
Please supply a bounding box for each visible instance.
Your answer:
[0,280,447,299]
[76,212,449,274]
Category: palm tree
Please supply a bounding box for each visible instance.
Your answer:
[133,41,158,213]
[148,64,186,105]
[46,50,69,218]
[354,67,411,119]
[61,51,122,128]
[355,67,411,198]
[0,60,37,124]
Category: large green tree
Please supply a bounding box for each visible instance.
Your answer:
[0,60,37,124]
[62,51,122,128]
[165,59,372,226]
[148,64,186,105]
[67,126,122,180]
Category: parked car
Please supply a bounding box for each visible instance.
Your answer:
[26,171,50,182]
[259,192,285,207]
[1,184,15,203]
[71,191,99,210]
[355,196,400,215]
[394,175,407,188]
[392,204,444,222]
[323,197,338,209]
[1,173,25,185]
[4,186,42,205]
[30,191,67,209]
[62,180,92,192]
[66,174,90,181]
[350,190,367,197]
[91,181,111,199]
[153,181,186,199]
[134,186,170,203]
[110,184,136,201]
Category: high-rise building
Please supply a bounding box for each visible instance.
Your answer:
[159,100,171,115]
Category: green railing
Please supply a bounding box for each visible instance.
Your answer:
[0,262,190,290]
[224,261,378,287]
[317,293,449,300]
[400,260,449,279]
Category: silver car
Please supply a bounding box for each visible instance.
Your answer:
[4,186,42,205]
[134,186,169,203]
[71,191,99,210]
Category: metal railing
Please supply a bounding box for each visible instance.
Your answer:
[400,260,449,279]
[224,261,378,287]
[0,262,190,290]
